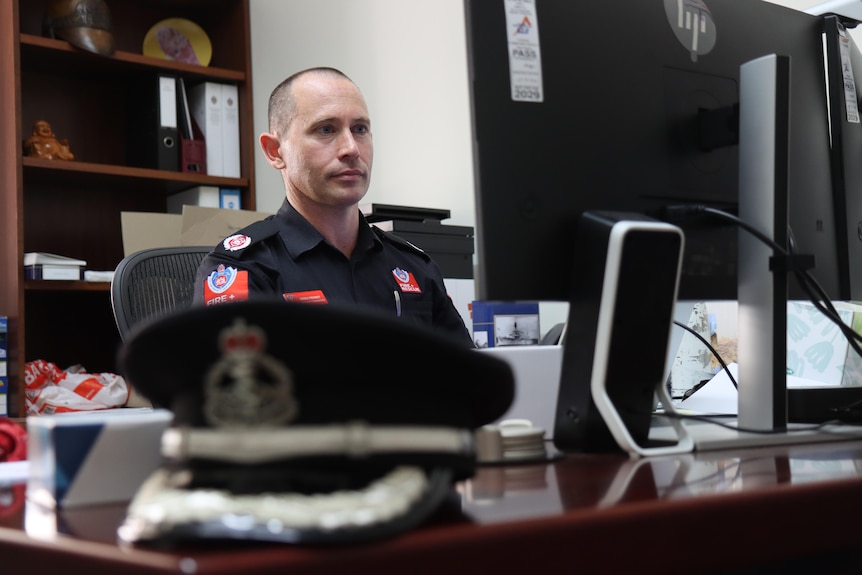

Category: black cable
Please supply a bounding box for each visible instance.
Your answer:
[704,206,862,355]
[672,319,738,391]
[666,204,862,358]
[699,206,786,253]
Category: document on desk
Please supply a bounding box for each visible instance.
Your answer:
[678,362,840,416]
[678,363,739,415]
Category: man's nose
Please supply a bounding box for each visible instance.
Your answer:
[338,130,360,157]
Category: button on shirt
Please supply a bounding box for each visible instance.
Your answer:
[194,199,474,346]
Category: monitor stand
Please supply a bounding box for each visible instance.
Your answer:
[735,53,789,435]
[649,417,862,451]
[664,54,862,451]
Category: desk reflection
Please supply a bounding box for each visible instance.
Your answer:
[25,499,128,544]
[460,462,563,522]
[1,440,860,575]
[0,483,25,528]
[12,440,862,547]
[460,440,862,525]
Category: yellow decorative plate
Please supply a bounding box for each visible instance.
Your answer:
[143,18,212,67]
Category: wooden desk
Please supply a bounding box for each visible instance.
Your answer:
[3,439,862,574]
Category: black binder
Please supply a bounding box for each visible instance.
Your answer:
[127,74,180,171]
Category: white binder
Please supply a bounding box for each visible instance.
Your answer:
[188,81,241,178]
[222,83,241,178]
[189,82,224,176]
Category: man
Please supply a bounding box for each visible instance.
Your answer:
[193,67,473,346]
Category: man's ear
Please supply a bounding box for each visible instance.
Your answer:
[259,132,285,169]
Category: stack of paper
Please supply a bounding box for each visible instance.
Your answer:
[24,252,86,281]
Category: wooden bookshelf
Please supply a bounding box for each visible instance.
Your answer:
[0,0,255,417]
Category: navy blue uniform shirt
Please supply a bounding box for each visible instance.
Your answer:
[194,199,474,346]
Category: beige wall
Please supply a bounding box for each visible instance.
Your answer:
[249,0,476,227]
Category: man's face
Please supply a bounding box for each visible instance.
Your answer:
[279,74,373,209]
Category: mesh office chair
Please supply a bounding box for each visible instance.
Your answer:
[111,246,212,341]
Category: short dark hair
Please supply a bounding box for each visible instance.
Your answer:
[267,67,353,135]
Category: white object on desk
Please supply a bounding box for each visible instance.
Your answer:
[679,362,844,416]
[0,460,29,486]
[27,408,173,508]
[678,363,739,415]
[477,345,562,438]
[657,362,862,451]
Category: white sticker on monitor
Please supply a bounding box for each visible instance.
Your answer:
[839,29,860,124]
[504,0,544,103]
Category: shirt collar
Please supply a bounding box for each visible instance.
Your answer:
[275,199,382,259]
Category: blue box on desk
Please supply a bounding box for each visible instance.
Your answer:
[0,316,7,416]
[471,301,540,348]
[27,408,173,508]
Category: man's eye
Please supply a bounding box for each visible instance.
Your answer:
[353,125,369,135]
[319,126,334,135]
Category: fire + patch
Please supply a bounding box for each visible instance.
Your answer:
[205,265,249,306]
[392,267,422,293]
[223,234,252,252]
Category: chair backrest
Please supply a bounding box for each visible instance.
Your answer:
[111,246,212,341]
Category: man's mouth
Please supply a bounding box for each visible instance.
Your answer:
[333,169,364,180]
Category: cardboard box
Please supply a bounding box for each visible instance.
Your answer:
[179,205,269,246]
[786,300,862,387]
[120,206,269,257]
[27,408,173,508]
[121,212,183,257]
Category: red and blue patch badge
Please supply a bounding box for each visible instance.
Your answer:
[392,267,422,293]
[204,264,249,306]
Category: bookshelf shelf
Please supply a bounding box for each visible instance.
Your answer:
[23,157,248,195]
[1,0,255,417]
[24,281,111,293]
[20,34,247,82]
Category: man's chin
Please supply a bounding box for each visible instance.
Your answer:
[333,184,369,204]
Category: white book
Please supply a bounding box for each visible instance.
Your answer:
[188,82,224,176]
[23,252,87,267]
[222,83,241,178]
[25,264,82,281]
[36,265,82,280]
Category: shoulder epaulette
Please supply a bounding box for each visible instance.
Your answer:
[214,218,280,258]
[372,226,432,262]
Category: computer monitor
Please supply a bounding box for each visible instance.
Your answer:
[464,0,853,451]
[823,15,862,300]
[465,0,844,303]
